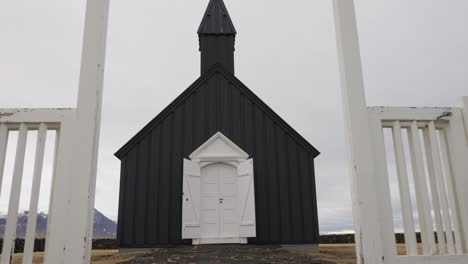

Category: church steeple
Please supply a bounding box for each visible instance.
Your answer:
[198,0,237,75]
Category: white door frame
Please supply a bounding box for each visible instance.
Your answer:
[197,161,243,245]
[182,132,256,245]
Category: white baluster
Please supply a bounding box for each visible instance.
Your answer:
[369,115,398,258]
[392,121,418,255]
[408,121,436,255]
[1,124,28,264]
[427,121,455,254]
[439,129,463,254]
[423,128,446,254]
[22,124,48,264]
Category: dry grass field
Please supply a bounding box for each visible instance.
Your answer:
[306,244,357,264]
[100,245,360,264]
[300,244,422,264]
[2,250,146,264]
[2,244,421,263]
[88,245,359,264]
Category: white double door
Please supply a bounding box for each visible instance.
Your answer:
[200,163,240,243]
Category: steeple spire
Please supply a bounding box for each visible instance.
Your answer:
[198,0,236,75]
[198,0,237,35]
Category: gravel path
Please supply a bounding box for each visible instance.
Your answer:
[120,245,335,264]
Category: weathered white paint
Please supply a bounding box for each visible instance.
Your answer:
[22,124,48,264]
[0,0,108,262]
[0,109,73,129]
[182,159,202,239]
[0,124,8,199]
[427,121,455,254]
[439,129,463,254]
[44,117,75,263]
[333,1,387,263]
[461,97,468,142]
[1,124,28,264]
[368,113,399,259]
[369,107,454,123]
[392,121,418,255]
[394,255,468,264]
[183,132,255,245]
[69,0,109,261]
[0,115,75,262]
[334,0,467,262]
[365,107,468,263]
[423,128,447,255]
[45,0,109,263]
[444,109,468,253]
[237,159,256,239]
[408,121,436,255]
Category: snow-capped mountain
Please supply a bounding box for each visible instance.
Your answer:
[0,209,116,238]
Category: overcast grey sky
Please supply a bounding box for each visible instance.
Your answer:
[0,0,467,233]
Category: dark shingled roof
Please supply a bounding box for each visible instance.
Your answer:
[198,0,237,35]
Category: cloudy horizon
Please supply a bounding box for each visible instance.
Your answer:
[1,0,467,234]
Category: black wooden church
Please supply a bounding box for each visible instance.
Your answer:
[116,0,320,249]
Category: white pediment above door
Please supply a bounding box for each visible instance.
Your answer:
[183,132,256,245]
[189,132,249,161]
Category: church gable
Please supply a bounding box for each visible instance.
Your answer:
[115,64,319,159]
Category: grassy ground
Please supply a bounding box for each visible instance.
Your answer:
[306,244,357,264]
[3,244,420,263]
[4,250,146,264]
[94,245,360,264]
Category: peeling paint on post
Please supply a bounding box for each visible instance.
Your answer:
[44,0,109,263]
[332,1,387,263]
[462,97,468,142]
[0,112,14,117]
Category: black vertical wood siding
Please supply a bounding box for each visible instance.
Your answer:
[116,66,319,247]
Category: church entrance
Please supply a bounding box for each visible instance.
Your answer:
[182,132,256,245]
[199,163,240,244]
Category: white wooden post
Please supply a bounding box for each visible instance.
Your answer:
[458,96,468,252]
[332,1,388,263]
[67,0,109,261]
[445,109,468,253]
[0,124,8,198]
[66,0,109,261]
[439,129,464,254]
[44,118,75,263]
[44,0,109,263]
[462,97,468,142]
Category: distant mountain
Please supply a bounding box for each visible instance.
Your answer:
[0,209,116,239]
[92,209,117,238]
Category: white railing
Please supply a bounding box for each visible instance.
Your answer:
[0,109,73,264]
[0,0,109,263]
[367,107,468,263]
[333,0,468,263]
